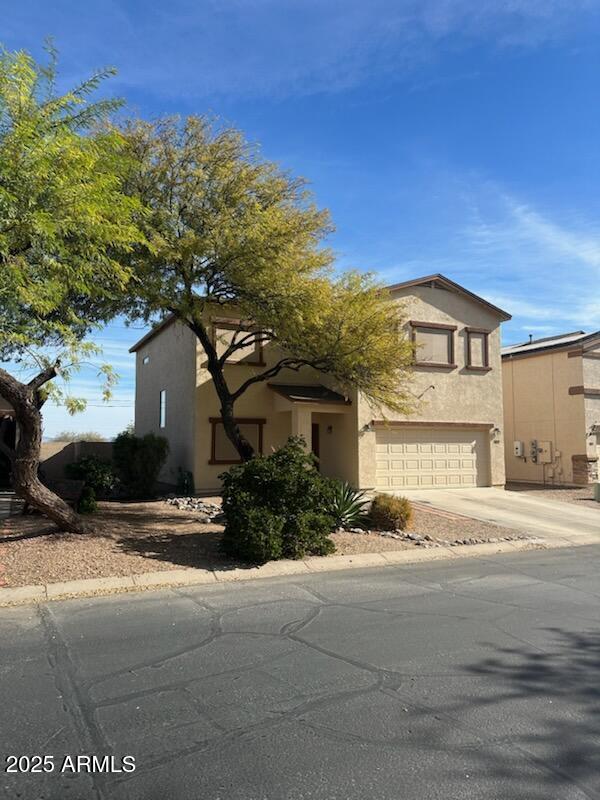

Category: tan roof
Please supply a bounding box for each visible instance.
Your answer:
[129,314,177,353]
[385,274,512,321]
[268,384,350,405]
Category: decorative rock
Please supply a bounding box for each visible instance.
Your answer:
[165,496,223,522]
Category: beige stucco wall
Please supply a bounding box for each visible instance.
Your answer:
[502,349,586,485]
[134,320,198,485]
[357,284,507,489]
[192,308,359,491]
[583,344,600,461]
[39,441,114,482]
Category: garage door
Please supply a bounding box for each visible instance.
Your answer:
[375,427,489,490]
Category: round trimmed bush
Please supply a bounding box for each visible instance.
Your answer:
[369,493,412,531]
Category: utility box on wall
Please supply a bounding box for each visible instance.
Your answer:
[538,441,553,464]
[513,440,524,457]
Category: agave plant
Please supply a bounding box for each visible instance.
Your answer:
[329,481,370,529]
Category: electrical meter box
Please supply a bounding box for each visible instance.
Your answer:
[529,439,538,463]
[538,440,553,464]
[513,440,524,457]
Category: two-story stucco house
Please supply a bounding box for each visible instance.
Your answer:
[130,274,511,493]
[502,330,600,485]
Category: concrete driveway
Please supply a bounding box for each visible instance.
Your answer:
[400,487,600,541]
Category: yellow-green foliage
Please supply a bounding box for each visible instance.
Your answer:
[0,45,144,406]
[369,493,413,531]
[123,116,415,415]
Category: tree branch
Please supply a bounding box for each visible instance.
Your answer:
[231,357,326,401]
[27,362,59,392]
[217,328,274,366]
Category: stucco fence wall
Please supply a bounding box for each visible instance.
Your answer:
[39,441,114,482]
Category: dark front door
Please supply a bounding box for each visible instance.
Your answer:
[311,422,320,469]
[0,417,16,489]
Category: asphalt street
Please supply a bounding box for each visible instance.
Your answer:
[2,545,600,800]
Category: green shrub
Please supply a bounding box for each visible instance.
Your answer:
[328,480,369,529]
[369,493,412,531]
[283,512,336,559]
[65,456,117,498]
[77,486,98,514]
[221,437,335,563]
[113,432,169,499]
[222,504,284,563]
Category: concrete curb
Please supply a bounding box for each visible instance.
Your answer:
[0,534,590,608]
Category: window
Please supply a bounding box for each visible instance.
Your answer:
[159,390,167,428]
[213,320,265,366]
[466,328,490,370]
[209,418,265,464]
[142,355,150,365]
[410,321,456,368]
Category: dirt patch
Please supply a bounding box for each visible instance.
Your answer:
[0,499,527,589]
[0,501,232,589]
[506,483,599,510]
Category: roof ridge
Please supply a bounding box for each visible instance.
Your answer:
[511,330,586,348]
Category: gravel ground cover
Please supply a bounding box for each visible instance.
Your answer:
[506,482,599,509]
[0,497,528,588]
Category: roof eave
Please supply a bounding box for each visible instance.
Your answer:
[385,273,512,321]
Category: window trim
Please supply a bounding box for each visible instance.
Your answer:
[212,320,266,367]
[465,327,491,372]
[159,389,167,428]
[209,417,266,465]
[409,321,457,369]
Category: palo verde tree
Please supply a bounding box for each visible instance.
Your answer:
[0,46,142,532]
[124,116,414,460]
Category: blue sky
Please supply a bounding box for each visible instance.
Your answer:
[4,0,600,438]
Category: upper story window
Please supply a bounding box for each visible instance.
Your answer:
[466,328,491,371]
[410,321,457,369]
[212,320,265,366]
[142,355,150,365]
[159,390,167,428]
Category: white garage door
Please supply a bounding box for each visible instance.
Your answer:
[375,427,489,490]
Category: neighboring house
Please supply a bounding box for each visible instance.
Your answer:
[502,331,600,486]
[130,274,510,493]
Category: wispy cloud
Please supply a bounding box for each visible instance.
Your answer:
[459,189,600,334]
[5,0,599,99]
[365,178,600,338]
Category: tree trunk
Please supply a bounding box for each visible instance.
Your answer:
[0,367,91,534]
[188,318,255,461]
[219,400,255,462]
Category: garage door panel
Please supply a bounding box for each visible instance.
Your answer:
[375,427,489,490]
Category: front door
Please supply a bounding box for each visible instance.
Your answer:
[311,422,320,469]
[0,417,16,489]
